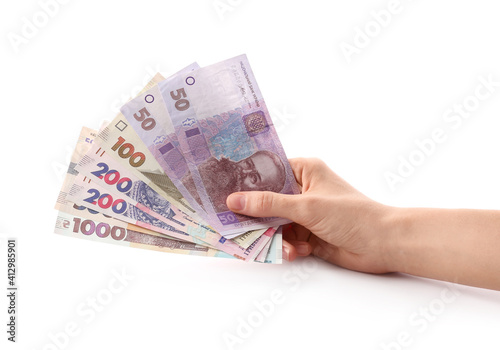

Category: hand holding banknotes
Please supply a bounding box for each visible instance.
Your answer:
[227,158,500,291]
[53,54,500,282]
[57,56,299,264]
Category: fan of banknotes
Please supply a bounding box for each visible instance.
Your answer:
[54,54,300,263]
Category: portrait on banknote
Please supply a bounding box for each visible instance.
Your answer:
[181,150,286,212]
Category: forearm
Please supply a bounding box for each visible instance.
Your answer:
[387,207,500,290]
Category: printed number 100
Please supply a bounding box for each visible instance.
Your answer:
[111,137,146,167]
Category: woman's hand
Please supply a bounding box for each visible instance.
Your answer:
[227,158,397,274]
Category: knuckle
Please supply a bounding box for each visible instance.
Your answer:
[290,157,307,167]
[298,195,325,227]
[309,157,326,170]
[256,192,275,214]
[301,196,316,215]
[291,157,326,179]
[298,158,325,183]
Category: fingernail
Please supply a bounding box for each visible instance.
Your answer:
[227,194,246,211]
[283,245,290,261]
[295,243,310,256]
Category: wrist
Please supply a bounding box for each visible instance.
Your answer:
[378,206,414,274]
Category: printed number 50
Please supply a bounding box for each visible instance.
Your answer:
[170,88,190,111]
[133,107,156,130]
[219,212,237,225]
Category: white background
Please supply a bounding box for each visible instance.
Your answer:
[1,0,500,349]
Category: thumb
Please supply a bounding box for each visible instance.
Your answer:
[226,191,302,220]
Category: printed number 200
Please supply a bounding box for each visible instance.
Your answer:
[83,189,127,214]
